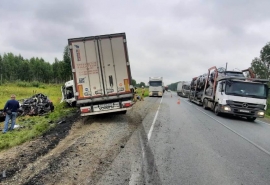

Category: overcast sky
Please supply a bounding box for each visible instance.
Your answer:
[1,0,270,85]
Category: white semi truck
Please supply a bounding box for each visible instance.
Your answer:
[177,81,191,97]
[148,77,164,97]
[66,33,134,116]
[189,66,269,121]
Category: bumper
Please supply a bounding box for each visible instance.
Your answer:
[219,104,265,118]
[81,107,132,116]
[149,91,163,96]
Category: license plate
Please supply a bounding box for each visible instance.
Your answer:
[99,103,114,110]
[239,109,250,113]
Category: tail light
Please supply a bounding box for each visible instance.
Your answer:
[81,108,90,113]
[123,103,131,108]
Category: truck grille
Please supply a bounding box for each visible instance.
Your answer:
[226,100,265,110]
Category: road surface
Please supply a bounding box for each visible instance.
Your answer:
[98,91,270,185]
[2,91,270,185]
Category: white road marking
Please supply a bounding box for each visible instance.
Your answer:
[195,107,270,156]
[147,96,163,140]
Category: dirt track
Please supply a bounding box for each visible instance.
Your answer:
[0,99,155,185]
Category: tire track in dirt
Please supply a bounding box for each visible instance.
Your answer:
[2,98,159,185]
[3,99,159,184]
[0,110,80,184]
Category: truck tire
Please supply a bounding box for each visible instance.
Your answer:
[214,103,221,116]
[246,117,256,122]
[203,99,208,110]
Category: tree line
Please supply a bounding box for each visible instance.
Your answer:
[0,46,146,87]
[0,46,72,84]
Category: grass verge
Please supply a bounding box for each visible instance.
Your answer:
[0,82,76,151]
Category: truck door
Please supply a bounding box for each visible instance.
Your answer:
[98,36,131,95]
[70,40,104,99]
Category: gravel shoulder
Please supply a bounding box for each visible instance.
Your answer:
[0,98,157,185]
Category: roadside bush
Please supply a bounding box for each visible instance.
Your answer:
[16,81,32,87]
[31,81,41,88]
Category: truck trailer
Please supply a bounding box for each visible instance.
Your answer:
[148,77,164,97]
[189,66,269,121]
[67,33,134,116]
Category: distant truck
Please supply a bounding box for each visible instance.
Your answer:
[177,81,191,97]
[164,86,169,91]
[67,33,134,116]
[148,77,164,97]
[189,66,269,121]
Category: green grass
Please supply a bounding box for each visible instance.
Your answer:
[0,82,76,151]
[136,88,149,97]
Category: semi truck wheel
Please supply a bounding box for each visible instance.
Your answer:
[214,104,221,116]
[203,99,208,110]
[247,117,256,121]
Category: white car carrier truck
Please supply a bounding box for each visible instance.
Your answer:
[189,66,269,121]
[148,77,164,97]
[67,33,134,116]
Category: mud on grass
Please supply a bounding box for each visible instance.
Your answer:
[0,110,80,183]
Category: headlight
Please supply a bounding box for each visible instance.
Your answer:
[149,91,153,95]
[223,106,231,111]
[158,91,162,95]
[258,111,265,116]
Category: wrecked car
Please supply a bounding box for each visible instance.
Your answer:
[18,93,54,116]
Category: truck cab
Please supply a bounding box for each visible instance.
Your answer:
[189,66,269,121]
[148,77,164,97]
[177,81,191,97]
[202,67,269,121]
[61,80,76,107]
[212,78,268,121]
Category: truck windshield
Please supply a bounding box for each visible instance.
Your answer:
[183,85,190,90]
[149,81,162,86]
[225,81,267,99]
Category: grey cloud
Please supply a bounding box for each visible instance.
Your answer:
[35,1,85,25]
[0,0,270,85]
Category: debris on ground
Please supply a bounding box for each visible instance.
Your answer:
[17,93,55,116]
[0,93,55,122]
[0,110,5,122]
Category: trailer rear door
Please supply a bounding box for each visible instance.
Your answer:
[69,33,131,100]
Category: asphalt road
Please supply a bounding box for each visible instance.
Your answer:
[99,91,270,185]
[3,91,270,185]
[147,91,270,185]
